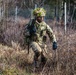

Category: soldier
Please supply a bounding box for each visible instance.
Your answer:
[25,8,57,67]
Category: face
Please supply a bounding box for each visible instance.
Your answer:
[36,16,44,23]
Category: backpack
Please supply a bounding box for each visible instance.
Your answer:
[23,19,36,53]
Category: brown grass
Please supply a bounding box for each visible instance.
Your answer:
[0,18,76,75]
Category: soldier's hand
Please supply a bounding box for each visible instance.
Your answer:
[52,42,57,50]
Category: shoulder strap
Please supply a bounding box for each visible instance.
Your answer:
[31,19,36,26]
[27,19,36,35]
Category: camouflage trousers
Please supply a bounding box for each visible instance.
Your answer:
[30,42,47,67]
[30,41,47,53]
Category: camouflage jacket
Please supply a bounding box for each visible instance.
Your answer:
[26,19,56,45]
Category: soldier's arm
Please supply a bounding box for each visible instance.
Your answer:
[46,24,57,50]
[46,25,56,42]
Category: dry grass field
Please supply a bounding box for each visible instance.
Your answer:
[0,18,76,75]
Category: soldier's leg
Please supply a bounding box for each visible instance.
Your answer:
[30,42,42,53]
[41,52,47,65]
[30,42,42,67]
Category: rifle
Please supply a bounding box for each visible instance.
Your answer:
[25,35,30,54]
[27,40,30,54]
[27,19,36,54]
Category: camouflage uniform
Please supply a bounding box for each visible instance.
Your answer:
[28,20,56,53]
[25,8,57,67]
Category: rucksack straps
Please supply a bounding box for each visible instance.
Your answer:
[27,19,36,36]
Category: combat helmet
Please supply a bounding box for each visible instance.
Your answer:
[33,8,46,17]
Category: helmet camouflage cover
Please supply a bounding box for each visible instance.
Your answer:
[33,8,46,17]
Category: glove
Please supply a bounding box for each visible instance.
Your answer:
[53,42,57,50]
